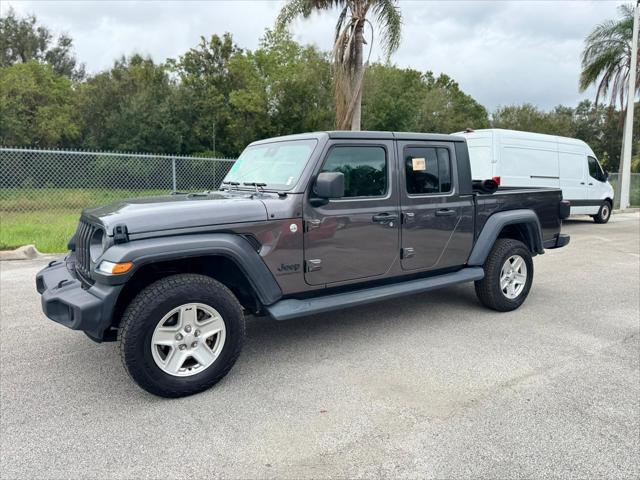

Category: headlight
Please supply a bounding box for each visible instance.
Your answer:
[89,228,106,261]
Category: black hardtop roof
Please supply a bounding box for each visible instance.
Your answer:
[249,131,466,145]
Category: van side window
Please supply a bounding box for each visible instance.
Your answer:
[321,146,387,198]
[588,156,605,182]
[405,147,452,195]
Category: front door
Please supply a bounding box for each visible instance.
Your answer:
[303,141,399,286]
[587,156,608,213]
[398,141,474,271]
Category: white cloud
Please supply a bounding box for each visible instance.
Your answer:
[2,0,621,110]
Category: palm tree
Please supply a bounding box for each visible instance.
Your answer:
[580,3,639,109]
[277,0,401,130]
[580,3,638,205]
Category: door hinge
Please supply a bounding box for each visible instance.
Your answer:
[305,259,322,272]
[401,247,414,259]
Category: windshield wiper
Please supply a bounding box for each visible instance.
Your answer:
[221,181,240,191]
[243,182,267,194]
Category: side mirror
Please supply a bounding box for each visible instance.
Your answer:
[314,172,345,199]
[604,170,609,181]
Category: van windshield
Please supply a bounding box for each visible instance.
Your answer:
[223,139,318,191]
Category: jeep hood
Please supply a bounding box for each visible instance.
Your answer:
[82,192,268,235]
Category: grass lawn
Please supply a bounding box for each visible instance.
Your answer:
[1,210,80,253]
[0,188,167,253]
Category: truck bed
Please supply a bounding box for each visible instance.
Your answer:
[474,187,564,244]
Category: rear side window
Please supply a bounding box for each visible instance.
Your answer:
[405,147,452,194]
[321,146,387,198]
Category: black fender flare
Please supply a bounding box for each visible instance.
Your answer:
[468,209,544,266]
[96,233,282,305]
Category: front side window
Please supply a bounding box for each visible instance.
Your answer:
[405,146,452,195]
[588,156,605,182]
[224,139,318,190]
[320,146,387,198]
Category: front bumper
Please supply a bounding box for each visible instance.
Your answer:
[543,233,570,250]
[36,259,122,342]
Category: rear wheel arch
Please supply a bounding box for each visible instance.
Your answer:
[468,210,543,266]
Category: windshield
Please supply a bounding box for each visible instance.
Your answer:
[223,139,318,190]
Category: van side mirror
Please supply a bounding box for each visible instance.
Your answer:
[314,172,345,199]
[604,170,609,181]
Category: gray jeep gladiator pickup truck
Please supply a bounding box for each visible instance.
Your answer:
[36,131,570,397]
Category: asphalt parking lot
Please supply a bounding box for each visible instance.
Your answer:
[1,213,639,479]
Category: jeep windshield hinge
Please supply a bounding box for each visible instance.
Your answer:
[113,224,129,244]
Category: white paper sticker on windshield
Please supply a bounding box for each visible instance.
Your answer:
[286,176,294,185]
[412,157,426,171]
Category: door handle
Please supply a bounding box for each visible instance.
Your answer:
[580,182,585,185]
[588,183,593,186]
[372,213,398,223]
[435,209,456,217]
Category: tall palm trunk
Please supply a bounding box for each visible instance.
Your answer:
[350,21,365,131]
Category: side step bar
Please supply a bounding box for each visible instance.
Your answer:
[266,267,484,321]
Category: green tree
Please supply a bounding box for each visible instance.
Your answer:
[491,103,576,137]
[0,60,79,146]
[172,30,333,156]
[76,55,180,153]
[277,0,402,130]
[0,8,84,79]
[170,33,242,156]
[252,29,333,136]
[361,66,489,133]
[361,64,424,131]
[416,73,490,133]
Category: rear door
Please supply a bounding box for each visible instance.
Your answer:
[397,140,474,271]
[587,156,608,212]
[303,140,400,286]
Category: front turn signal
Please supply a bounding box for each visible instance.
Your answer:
[97,261,134,275]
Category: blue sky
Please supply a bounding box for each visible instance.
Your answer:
[2,0,624,111]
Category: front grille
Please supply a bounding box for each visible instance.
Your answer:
[75,220,96,285]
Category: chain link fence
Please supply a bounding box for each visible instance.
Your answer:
[0,147,236,214]
[608,173,640,208]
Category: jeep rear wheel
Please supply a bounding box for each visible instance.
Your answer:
[118,274,244,397]
[474,238,534,312]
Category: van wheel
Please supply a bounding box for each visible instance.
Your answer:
[118,274,244,398]
[475,239,534,312]
[593,201,612,224]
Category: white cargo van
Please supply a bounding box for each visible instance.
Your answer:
[453,129,614,223]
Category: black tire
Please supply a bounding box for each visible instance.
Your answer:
[474,238,534,312]
[118,273,244,398]
[593,201,612,224]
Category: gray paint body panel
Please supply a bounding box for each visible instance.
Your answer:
[83,192,268,235]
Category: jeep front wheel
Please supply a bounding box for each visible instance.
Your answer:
[118,273,244,397]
